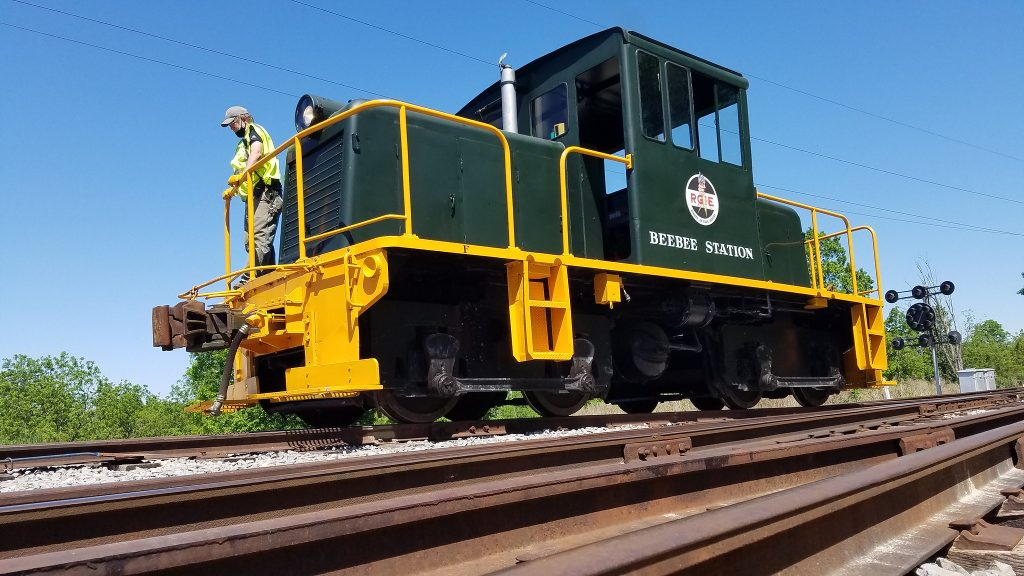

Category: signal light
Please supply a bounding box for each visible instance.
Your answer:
[884,280,956,303]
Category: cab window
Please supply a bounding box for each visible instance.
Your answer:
[637,50,665,142]
[532,84,569,140]
[666,62,693,150]
[692,70,743,166]
[717,83,742,165]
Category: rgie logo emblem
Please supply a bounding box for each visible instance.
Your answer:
[685,173,718,226]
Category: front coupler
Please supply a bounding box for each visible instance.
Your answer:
[152,302,246,352]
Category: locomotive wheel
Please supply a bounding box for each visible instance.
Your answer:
[720,387,762,410]
[523,390,590,417]
[792,387,831,408]
[374,391,458,424]
[690,396,725,411]
[295,406,365,428]
[445,392,507,421]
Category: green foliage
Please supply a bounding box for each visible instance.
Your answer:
[0,351,307,445]
[483,395,539,420]
[961,320,1024,388]
[0,353,96,443]
[804,229,875,295]
[883,306,931,381]
[173,350,304,434]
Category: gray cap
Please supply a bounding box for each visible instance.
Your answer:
[220,105,248,126]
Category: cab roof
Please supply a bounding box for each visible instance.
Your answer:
[458,27,747,118]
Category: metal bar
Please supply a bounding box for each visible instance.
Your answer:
[846,219,859,296]
[399,106,413,236]
[559,147,632,255]
[811,210,823,291]
[223,197,231,292]
[246,172,256,273]
[294,138,307,261]
[807,225,883,300]
[759,190,880,301]
[805,240,819,290]
[303,214,407,245]
[177,264,311,300]
[866,225,883,300]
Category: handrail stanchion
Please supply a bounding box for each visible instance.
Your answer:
[559,147,632,256]
[294,138,307,260]
[246,172,256,274]
[502,141,516,249]
[811,210,822,291]
[867,226,882,300]
[845,219,858,296]
[224,197,232,292]
[399,106,413,236]
[805,240,818,290]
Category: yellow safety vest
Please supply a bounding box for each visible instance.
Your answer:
[230,123,281,201]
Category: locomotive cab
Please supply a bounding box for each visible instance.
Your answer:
[153,28,891,424]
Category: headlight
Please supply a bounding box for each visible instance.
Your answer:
[294,94,347,134]
[295,94,318,132]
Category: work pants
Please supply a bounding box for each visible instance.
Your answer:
[243,179,284,275]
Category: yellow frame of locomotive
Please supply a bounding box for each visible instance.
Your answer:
[183,99,892,411]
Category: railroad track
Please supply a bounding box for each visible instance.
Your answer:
[1,389,1014,471]
[2,391,1024,574]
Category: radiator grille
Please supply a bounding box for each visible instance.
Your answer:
[279,133,345,263]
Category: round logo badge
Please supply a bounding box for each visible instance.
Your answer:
[685,173,718,226]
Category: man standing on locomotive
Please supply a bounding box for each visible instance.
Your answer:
[222,105,283,284]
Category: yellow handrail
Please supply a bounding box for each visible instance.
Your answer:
[212,99,517,299]
[757,191,882,301]
[558,147,633,255]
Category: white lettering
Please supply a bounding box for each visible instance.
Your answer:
[705,241,755,260]
[647,230,700,251]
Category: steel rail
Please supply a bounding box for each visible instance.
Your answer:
[499,417,1024,575]
[3,391,1016,471]
[0,400,946,507]
[2,400,1024,574]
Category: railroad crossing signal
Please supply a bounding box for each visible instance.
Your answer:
[886,280,960,394]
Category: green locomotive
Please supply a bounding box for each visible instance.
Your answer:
[153,27,890,425]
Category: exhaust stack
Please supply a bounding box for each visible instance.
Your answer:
[498,53,518,133]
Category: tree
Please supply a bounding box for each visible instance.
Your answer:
[804,228,875,295]
[883,306,930,381]
[915,260,963,377]
[0,354,98,444]
[961,319,1024,388]
[84,380,150,439]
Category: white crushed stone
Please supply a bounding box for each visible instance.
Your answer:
[917,558,1015,576]
[942,409,996,420]
[0,424,650,493]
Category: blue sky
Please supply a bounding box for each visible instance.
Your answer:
[1,1,1021,396]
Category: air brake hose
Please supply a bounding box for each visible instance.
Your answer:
[208,324,253,416]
